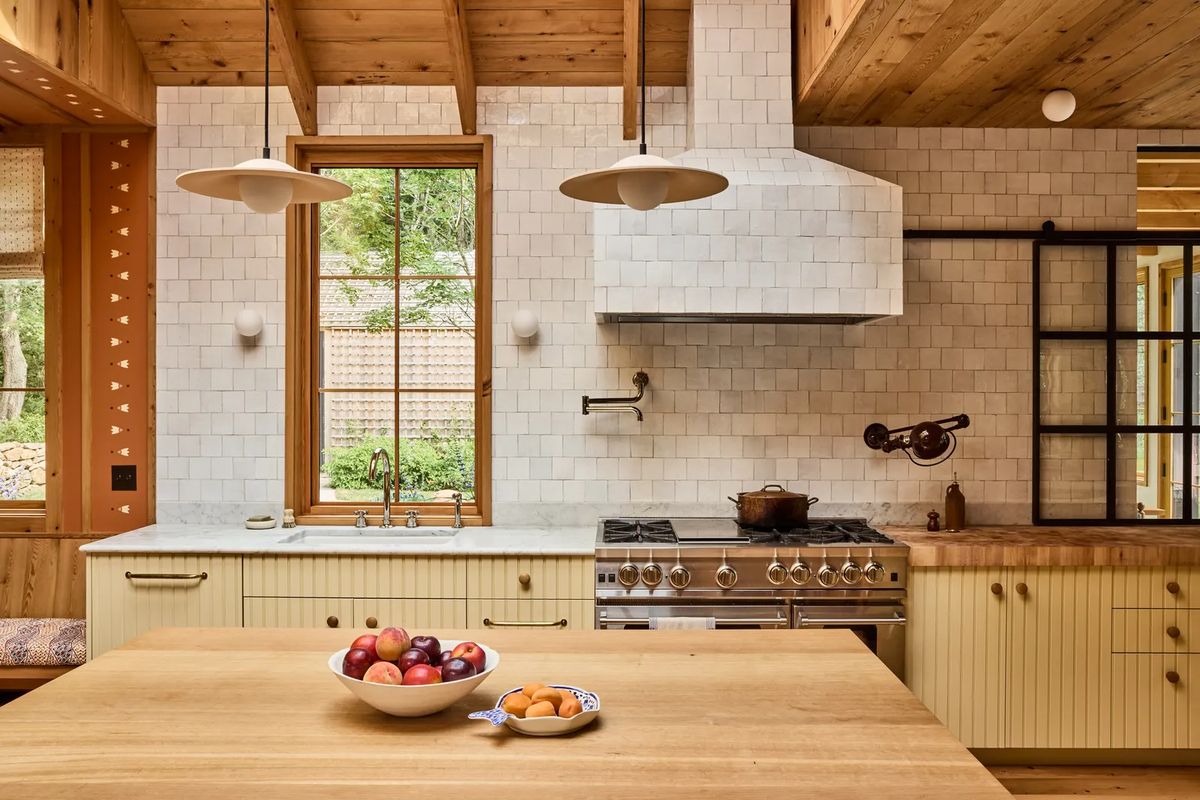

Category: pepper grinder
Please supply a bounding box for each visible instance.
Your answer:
[945,476,965,532]
[927,510,940,532]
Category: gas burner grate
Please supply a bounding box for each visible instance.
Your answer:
[602,519,678,544]
[740,520,894,547]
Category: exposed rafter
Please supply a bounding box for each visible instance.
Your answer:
[622,0,640,140]
[267,0,318,136]
[441,0,477,135]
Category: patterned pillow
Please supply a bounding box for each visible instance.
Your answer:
[0,618,86,667]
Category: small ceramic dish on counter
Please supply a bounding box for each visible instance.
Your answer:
[468,685,600,736]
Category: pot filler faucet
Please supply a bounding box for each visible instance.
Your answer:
[368,448,394,528]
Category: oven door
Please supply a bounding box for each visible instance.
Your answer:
[597,603,790,630]
[792,603,906,680]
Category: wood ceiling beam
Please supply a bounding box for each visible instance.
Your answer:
[1138,190,1200,212]
[1138,211,1200,229]
[622,0,640,140]
[267,0,318,136]
[441,0,477,135]
[1139,162,1200,190]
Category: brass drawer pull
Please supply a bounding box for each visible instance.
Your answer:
[125,571,208,581]
[518,572,531,587]
[1167,581,1181,595]
[483,618,567,628]
[1167,625,1181,640]
[326,616,339,629]
[365,617,378,629]
[1015,582,1028,597]
[990,583,1003,596]
[1166,670,1181,685]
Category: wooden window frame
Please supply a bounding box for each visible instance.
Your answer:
[284,136,493,526]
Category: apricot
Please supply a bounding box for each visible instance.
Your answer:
[525,701,556,718]
[502,693,532,718]
[558,695,583,719]
[530,687,563,710]
[521,682,547,699]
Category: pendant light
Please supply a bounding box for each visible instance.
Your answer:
[558,0,726,210]
[175,3,350,213]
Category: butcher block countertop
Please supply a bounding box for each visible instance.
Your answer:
[886,526,1200,567]
[0,627,1008,800]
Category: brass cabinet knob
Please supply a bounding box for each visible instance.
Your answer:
[518,572,531,587]
[1167,581,1181,595]
[365,617,378,629]
[1015,582,1029,597]
[990,582,1003,596]
[1166,670,1181,685]
[1167,625,1181,640]
[326,616,339,629]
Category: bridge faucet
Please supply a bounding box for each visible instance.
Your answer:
[368,448,393,529]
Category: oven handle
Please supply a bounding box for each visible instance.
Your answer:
[795,612,906,627]
[598,611,789,629]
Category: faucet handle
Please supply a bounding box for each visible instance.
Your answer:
[354,510,368,528]
[406,509,419,528]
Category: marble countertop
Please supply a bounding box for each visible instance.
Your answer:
[79,524,597,556]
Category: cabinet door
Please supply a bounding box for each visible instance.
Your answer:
[906,568,1008,748]
[465,557,594,600]
[1113,654,1198,748]
[87,555,243,658]
[243,597,356,630]
[352,598,466,631]
[466,598,595,631]
[1008,568,1113,748]
[1113,567,1198,609]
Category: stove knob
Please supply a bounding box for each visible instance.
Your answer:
[766,561,788,586]
[840,561,862,585]
[715,565,738,589]
[817,563,839,587]
[642,563,663,587]
[617,563,640,587]
[790,561,812,585]
[863,561,886,584]
[668,565,691,590]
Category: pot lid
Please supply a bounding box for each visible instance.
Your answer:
[737,484,808,500]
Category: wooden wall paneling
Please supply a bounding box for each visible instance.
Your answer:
[87,132,153,533]
[0,536,88,618]
[42,131,63,537]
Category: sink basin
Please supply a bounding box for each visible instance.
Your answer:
[278,527,459,546]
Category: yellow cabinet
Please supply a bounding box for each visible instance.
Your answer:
[1113,609,1197,653]
[466,598,595,631]
[243,597,356,630]
[242,555,467,598]
[465,556,593,600]
[1113,654,1198,748]
[352,598,467,630]
[87,555,243,658]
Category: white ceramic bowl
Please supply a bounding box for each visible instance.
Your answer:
[329,640,499,717]
[472,685,600,736]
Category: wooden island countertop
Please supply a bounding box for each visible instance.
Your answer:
[886,525,1200,567]
[0,627,1009,800]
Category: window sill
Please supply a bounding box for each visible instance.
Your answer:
[0,508,45,534]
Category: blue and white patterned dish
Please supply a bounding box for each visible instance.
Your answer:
[468,685,600,736]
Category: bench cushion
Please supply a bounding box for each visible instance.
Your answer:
[0,618,86,667]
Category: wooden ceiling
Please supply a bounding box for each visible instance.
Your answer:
[117,1,688,90]
[795,0,1200,128]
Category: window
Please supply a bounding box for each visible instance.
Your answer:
[0,147,46,512]
[286,138,492,525]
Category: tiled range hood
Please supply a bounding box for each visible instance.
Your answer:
[593,0,903,324]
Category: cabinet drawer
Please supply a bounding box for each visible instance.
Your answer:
[1113,568,1198,608]
[352,599,466,631]
[243,597,356,630]
[243,556,467,598]
[1113,609,1198,653]
[1112,654,1200,749]
[465,556,593,600]
[87,555,242,658]
[466,598,595,630]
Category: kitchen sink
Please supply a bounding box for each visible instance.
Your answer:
[277,527,459,546]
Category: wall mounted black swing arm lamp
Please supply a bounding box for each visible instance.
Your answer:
[863,414,971,466]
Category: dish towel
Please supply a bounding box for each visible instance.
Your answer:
[649,617,716,630]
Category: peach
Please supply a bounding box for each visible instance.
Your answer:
[525,701,556,718]
[375,626,411,662]
[362,661,402,685]
[530,687,563,711]
[521,682,546,699]
[502,693,532,718]
[558,695,583,719]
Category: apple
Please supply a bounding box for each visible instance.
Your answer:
[342,648,374,680]
[439,650,454,666]
[363,660,402,685]
[396,648,430,674]
[441,657,477,683]
[349,634,379,662]
[375,626,411,662]
[449,641,486,673]
[411,635,441,664]
[401,664,442,686]
[433,665,443,677]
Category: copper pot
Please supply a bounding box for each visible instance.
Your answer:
[727,484,819,529]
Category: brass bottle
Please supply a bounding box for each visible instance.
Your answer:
[945,477,965,532]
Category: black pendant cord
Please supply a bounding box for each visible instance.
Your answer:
[263,1,271,159]
[639,0,647,155]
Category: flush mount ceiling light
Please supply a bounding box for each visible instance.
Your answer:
[558,0,726,210]
[175,4,349,213]
[1041,89,1077,123]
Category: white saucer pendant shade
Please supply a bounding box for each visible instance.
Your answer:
[559,153,728,210]
[176,158,351,213]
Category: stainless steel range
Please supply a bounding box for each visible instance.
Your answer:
[594,517,908,678]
